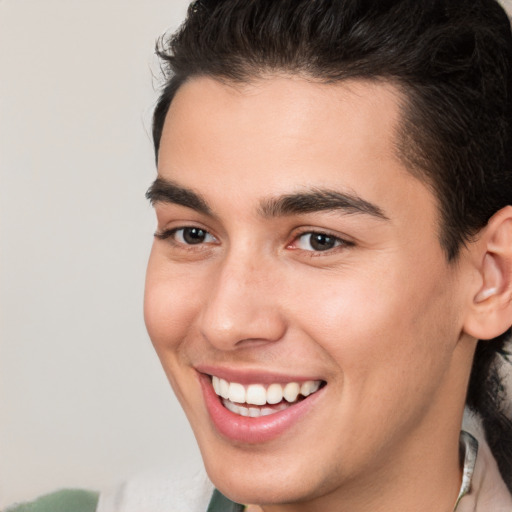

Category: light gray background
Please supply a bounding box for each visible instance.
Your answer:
[2,0,512,509]
[0,0,198,507]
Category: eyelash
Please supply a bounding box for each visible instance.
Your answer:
[155,226,353,254]
[155,227,218,246]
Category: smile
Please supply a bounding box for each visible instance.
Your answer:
[211,376,323,418]
[199,371,326,443]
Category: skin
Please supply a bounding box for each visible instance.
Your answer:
[144,76,481,512]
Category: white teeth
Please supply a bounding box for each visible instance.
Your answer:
[266,383,283,404]
[223,399,238,414]
[212,376,220,395]
[212,376,323,413]
[219,378,230,399]
[283,382,300,402]
[222,398,304,418]
[300,380,320,397]
[246,384,267,405]
[249,407,260,417]
[228,382,246,403]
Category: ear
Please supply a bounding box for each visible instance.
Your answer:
[463,206,512,340]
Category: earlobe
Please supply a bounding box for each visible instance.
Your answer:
[464,207,512,340]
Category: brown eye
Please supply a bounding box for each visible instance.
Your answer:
[295,232,344,252]
[155,227,217,245]
[309,233,337,251]
[180,227,210,244]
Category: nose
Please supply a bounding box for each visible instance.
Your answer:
[198,251,287,351]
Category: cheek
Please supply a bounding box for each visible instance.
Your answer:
[291,257,459,390]
[144,251,203,356]
[144,252,210,412]
[291,267,461,464]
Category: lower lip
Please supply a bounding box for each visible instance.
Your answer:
[199,373,324,444]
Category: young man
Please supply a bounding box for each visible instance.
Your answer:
[9,0,512,511]
[139,0,512,510]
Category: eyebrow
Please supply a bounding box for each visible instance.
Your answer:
[259,189,389,220]
[146,177,212,215]
[146,177,388,221]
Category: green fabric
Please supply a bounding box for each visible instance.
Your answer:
[4,489,99,512]
[207,489,244,512]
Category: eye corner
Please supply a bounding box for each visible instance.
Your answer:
[154,229,173,240]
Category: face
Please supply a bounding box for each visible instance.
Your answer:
[145,77,475,509]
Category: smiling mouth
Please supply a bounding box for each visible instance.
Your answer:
[210,375,326,418]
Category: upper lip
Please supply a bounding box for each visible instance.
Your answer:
[196,364,325,385]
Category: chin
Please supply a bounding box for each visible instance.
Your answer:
[200,441,334,507]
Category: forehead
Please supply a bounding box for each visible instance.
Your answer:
[158,75,436,227]
[161,76,404,169]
